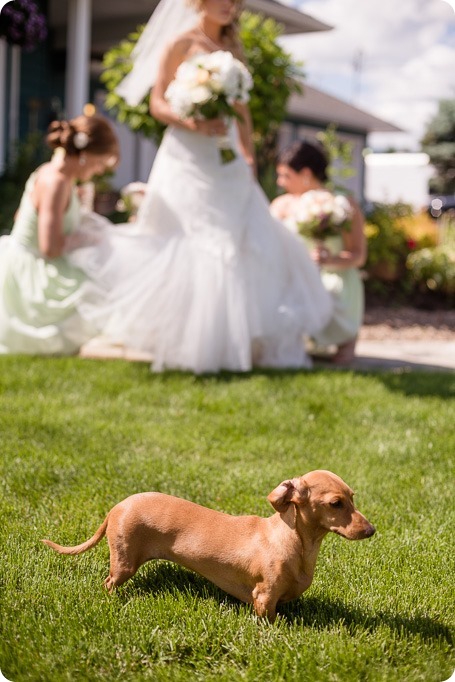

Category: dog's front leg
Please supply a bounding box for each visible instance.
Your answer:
[252,584,278,622]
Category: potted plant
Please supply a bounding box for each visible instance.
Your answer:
[0,0,47,51]
[92,171,120,217]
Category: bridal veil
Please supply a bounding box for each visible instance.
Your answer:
[116,0,198,106]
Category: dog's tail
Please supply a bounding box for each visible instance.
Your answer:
[41,516,108,555]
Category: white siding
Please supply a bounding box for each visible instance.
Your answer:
[365,153,435,209]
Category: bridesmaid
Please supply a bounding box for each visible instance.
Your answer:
[271,140,367,364]
[0,113,119,355]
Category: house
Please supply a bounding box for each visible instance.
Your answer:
[0,0,330,172]
[1,0,400,202]
[281,86,401,201]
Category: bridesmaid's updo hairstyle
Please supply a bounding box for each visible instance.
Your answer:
[278,139,328,183]
[46,114,119,165]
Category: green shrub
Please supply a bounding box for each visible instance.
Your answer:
[364,202,414,272]
[406,245,455,296]
[239,11,303,179]
[101,25,165,142]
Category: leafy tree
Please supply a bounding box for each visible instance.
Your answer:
[100,12,303,184]
[239,12,303,179]
[316,123,356,192]
[101,25,165,142]
[421,99,455,195]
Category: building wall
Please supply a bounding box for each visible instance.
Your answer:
[0,39,65,173]
[365,153,435,210]
[20,43,66,137]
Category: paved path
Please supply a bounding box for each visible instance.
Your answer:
[80,337,455,372]
[350,340,455,372]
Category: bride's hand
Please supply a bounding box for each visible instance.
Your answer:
[190,118,227,137]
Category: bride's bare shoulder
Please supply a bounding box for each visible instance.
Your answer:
[155,31,200,87]
[166,28,204,59]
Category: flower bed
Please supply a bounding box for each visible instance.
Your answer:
[364,202,454,305]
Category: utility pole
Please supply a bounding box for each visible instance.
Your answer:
[352,49,364,103]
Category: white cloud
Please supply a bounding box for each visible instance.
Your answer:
[279,0,455,149]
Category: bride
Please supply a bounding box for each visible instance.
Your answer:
[80,0,333,373]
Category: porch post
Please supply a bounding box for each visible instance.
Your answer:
[65,0,92,118]
[9,45,21,162]
[0,39,6,173]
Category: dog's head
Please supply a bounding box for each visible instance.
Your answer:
[267,470,375,540]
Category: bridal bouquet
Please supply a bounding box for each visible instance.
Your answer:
[295,190,352,241]
[165,50,253,163]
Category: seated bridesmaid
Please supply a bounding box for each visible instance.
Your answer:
[270,139,366,364]
[0,113,119,355]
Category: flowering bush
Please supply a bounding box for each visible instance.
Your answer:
[405,215,455,299]
[295,189,352,241]
[0,0,47,51]
[364,202,414,276]
[364,203,455,303]
[398,211,439,249]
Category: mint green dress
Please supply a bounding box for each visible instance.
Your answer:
[0,172,96,354]
[303,234,364,349]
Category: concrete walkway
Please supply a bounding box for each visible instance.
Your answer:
[351,339,455,372]
[79,337,455,372]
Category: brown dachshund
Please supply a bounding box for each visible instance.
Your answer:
[42,470,375,621]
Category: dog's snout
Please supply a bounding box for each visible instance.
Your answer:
[364,524,376,538]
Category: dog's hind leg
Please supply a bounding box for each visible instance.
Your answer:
[103,537,141,592]
[104,568,137,592]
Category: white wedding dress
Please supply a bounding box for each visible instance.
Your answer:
[75,119,333,373]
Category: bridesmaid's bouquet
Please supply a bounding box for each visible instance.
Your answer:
[165,50,253,163]
[296,190,352,241]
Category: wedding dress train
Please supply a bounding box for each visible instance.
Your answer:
[75,123,333,373]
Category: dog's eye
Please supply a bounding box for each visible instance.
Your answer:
[330,500,343,508]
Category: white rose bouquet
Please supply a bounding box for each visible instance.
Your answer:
[296,190,352,241]
[165,50,253,163]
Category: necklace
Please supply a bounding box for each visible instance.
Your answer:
[197,26,224,50]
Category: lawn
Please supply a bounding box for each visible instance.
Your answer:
[0,357,454,682]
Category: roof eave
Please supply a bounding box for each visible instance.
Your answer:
[246,0,333,34]
[287,86,403,134]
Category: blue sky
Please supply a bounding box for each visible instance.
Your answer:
[278,0,455,150]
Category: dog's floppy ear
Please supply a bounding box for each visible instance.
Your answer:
[267,478,308,513]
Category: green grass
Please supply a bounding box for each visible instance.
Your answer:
[0,357,454,682]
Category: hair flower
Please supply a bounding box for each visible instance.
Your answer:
[73,131,89,150]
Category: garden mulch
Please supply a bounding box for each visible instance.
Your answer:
[360,305,455,342]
